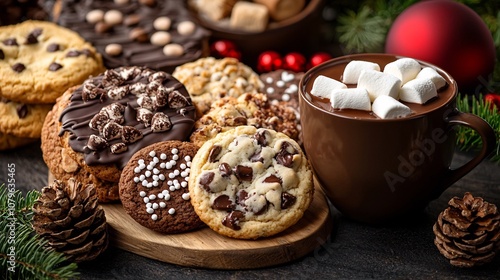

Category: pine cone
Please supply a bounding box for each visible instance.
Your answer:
[32,178,109,262]
[433,192,500,267]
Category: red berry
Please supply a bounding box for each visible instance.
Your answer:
[257,51,282,73]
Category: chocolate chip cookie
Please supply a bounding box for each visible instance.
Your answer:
[189,126,314,239]
[0,98,52,138]
[189,92,300,147]
[119,141,205,233]
[172,57,263,116]
[0,20,104,104]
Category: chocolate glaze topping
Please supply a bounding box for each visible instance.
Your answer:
[59,66,196,169]
[57,0,209,73]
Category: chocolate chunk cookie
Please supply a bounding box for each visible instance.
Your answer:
[189,92,299,147]
[189,126,314,239]
[172,57,263,116]
[119,141,205,233]
[0,20,104,104]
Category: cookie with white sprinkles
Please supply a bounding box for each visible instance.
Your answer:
[189,126,314,239]
[119,141,204,233]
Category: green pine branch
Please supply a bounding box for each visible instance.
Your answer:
[0,184,79,280]
[456,94,500,164]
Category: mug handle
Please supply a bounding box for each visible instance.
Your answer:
[437,111,497,193]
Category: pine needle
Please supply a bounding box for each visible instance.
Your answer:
[456,94,500,164]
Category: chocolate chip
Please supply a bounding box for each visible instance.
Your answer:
[16,104,28,118]
[275,141,297,168]
[25,28,42,44]
[263,174,281,184]
[129,27,149,42]
[222,210,245,230]
[254,129,271,146]
[80,49,93,57]
[121,126,143,144]
[48,62,62,71]
[168,90,190,109]
[110,143,128,154]
[209,145,222,163]
[95,22,113,34]
[199,172,215,191]
[11,63,25,73]
[212,195,234,211]
[66,50,80,57]
[234,165,253,181]
[249,150,263,163]
[87,134,108,151]
[46,43,60,52]
[0,49,4,60]
[236,190,248,206]
[151,112,172,132]
[124,14,141,26]
[218,163,232,177]
[139,0,156,7]
[3,38,18,46]
[233,116,247,126]
[281,192,296,209]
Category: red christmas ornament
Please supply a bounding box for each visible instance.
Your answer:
[283,52,306,72]
[385,0,496,92]
[307,52,332,70]
[257,51,282,73]
[210,40,241,60]
[484,93,500,111]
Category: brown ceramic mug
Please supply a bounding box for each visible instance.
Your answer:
[299,53,497,223]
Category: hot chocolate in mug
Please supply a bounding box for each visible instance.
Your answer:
[299,53,496,223]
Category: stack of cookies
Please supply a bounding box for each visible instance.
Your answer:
[0,20,104,150]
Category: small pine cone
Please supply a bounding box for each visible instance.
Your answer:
[433,192,500,267]
[32,178,109,262]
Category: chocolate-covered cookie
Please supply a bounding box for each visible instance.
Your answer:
[189,126,314,239]
[55,0,209,73]
[41,66,196,202]
[119,141,205,233]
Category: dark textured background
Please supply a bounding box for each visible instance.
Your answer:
[1,141,499,279]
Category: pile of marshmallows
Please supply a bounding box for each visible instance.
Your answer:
[310,58,447,119]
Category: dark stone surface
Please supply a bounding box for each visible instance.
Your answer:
[1,141,499,279]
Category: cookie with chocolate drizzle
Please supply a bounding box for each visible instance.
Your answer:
[189,126,314,239]
[41,66,196,202]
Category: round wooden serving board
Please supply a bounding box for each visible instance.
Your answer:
[49,173,333,269]
[102,184,332,269]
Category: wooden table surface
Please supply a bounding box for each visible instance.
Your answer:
[1,140,499,279]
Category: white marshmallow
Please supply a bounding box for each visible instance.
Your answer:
[330,88,371,111]
[399,78,437,104]
[383,58,421,84]
[342,60,380,84]
[310,75,347,99]
[372,95,412,119]
[357,70,401,102]
[415,67,447,90]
